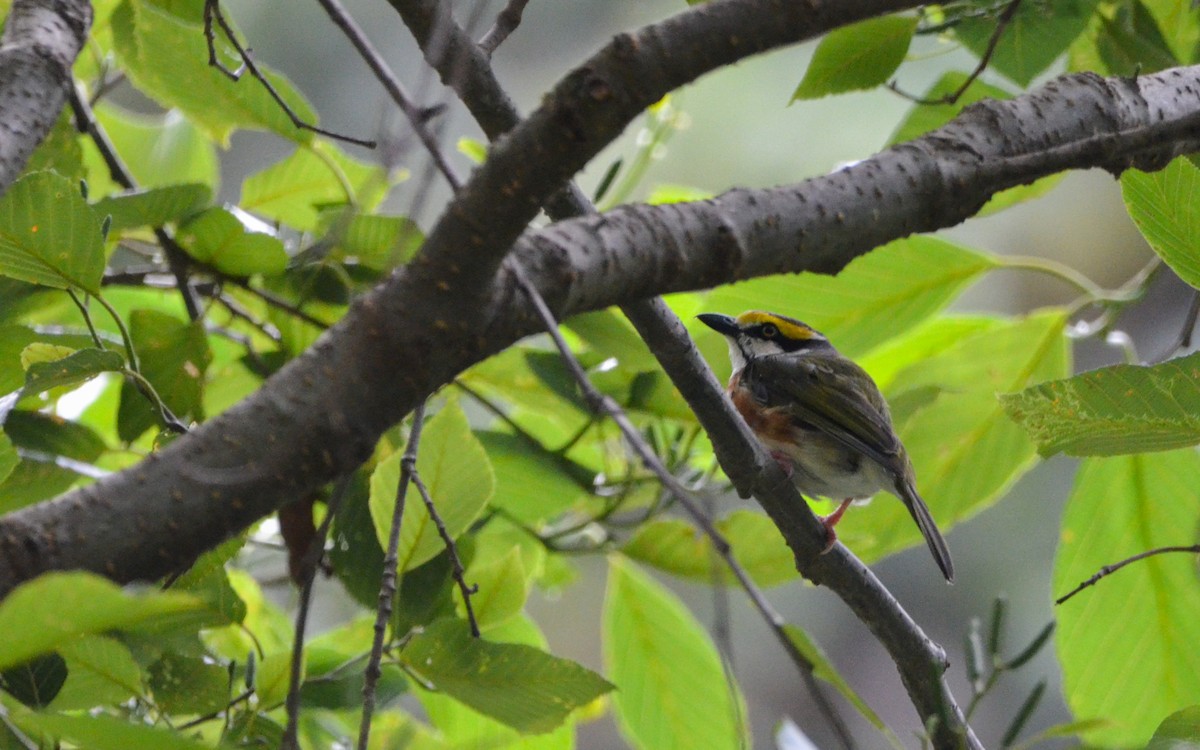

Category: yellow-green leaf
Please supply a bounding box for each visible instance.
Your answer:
[793,15,917,100]
[0,172,105,294]
[603,556,747,750]
[1056,452,1200,746]
[1122,157,1200,289]
[0,573,200,671]
[1001,351,1200,456]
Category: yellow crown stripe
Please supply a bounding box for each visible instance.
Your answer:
[734,310,817,340]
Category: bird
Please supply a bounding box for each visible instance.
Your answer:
[697,310,954,582]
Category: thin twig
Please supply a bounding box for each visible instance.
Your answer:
[313,0,460,183]
[889,0,1023,105]
[357,402,426,750]
[411,467,480,636]
[1056,545,1200,605]
[176,688,253,730]
[202,0,375,148]
[281,475,355,750]
[227,277,330,330]
[65,289,105,350]
[212,291,283,344]
[477,0,530,57]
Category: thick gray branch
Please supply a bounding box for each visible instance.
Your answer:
[0,0,90,187]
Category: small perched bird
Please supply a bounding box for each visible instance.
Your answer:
[698,310,954,582]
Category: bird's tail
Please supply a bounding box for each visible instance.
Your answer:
[899,481,954,583]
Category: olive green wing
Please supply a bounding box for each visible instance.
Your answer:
[745,354,903,473]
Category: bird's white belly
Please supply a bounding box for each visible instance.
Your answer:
[758,432,893,501]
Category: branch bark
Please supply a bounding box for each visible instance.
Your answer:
[0,0,90,188]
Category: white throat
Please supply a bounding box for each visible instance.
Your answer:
[725,335,783,372]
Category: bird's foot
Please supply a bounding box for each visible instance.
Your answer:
[818,498,854,554]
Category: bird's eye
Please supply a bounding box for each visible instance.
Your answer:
[761,323,778,338]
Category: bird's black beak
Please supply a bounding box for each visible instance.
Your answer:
[697,313,739,337]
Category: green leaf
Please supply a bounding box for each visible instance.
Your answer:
[1056,452,1200,747]
[707,236,994,359]
[0,430,15,487]
[955,0,1100,86]
[783,626,901,746]
[331,212,423,270]
[49,636,143,711]
[457,137,487,164]
[0,572,200,671]
[476,430,587,524]
[329,470,387,608]
[0,653,67,708]
[646,183,712,205]
[792,15,916,99]
[566,308,659,371]
[11,709,215,750]
[254,651,297,709]
[25,111,84,183]
[369,402,494,572]
[92,184,211,231]
[19,343,75,369]
[240,141,388,231]
[22,348,126,397]
[1092,0,1179,76]
[0,172,105,293]
[201,569,293,660]
[622,510,796,587]
[1140,0,1200,63]
[171,543,248,627]
[111,0,317,144]
[858,315,1004,391]
[0,411,108,513]
[148,653,229,715]
[404,618,613,734]
[118,309,211,441]
[82,104,218,196]
[176,207,288,277]
[839,312,1069,565]
[603,556,748,750]
[457,548,528,631]
[0,325,39,394]
[1122,157,1200,289]
[416,615,573,749]
[1147,706,1200,750]
[1000,351,1200,456]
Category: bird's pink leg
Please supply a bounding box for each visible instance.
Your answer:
[819,498,854,554]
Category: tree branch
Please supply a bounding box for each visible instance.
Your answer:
[0,0,91,189]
